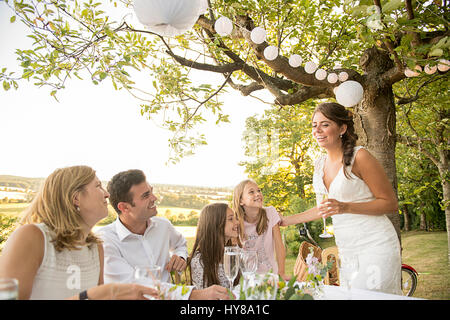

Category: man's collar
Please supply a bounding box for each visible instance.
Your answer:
[114,216,156,241]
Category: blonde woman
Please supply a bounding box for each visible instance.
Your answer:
[0,165,157,300]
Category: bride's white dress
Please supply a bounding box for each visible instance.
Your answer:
[313,146,402,295]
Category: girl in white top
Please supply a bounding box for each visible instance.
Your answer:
[0,165,158,300]
[281,102,402,295]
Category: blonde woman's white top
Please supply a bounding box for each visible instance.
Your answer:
[29,223,100,300]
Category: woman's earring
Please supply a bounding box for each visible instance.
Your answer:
[340,134,343,138]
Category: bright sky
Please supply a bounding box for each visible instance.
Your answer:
[0,2,270,187]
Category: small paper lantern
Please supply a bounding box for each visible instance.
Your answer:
[327,73,338,84]
[304,61,317,74]
[335,80,364,107]
[289,54,302,68]
[338,71,348,82]
[315,69,327,81]
[333,86,339,95]
[133,0,205,37]
[250,27,266,44]
[264,46,278,61]
[404,65,421,77]
[214,16,233,36]
[424,64,437,75]
[438,59,449,72]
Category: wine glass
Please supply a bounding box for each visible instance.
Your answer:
[134,265,162,300]
[338,254,359,299]
[223,246,240,291]
[317,193,333,238]
[240,249,258,290]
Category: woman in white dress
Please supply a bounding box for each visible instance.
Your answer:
[0,165,158,300]
[281,102,402,295]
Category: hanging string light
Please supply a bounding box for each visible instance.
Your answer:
[289,54,303,68]
[338,71,349,82]
[438,59,449,72]
[315,69,327,80]
[133,0,206,37]
[327,73,338,83]
[335,80,364,107]
[264,46,279,61]
[214,16,233,36]
[250,27,267,44]
[304,61,318,74]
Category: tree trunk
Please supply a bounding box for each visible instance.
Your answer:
[354,47,402,242]
[403,205,411,232]
[420,212,427,231]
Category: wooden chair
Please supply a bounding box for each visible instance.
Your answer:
[293,241,322,282]
[321,246,339,286]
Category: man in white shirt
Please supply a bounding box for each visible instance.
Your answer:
[97,169,229,300]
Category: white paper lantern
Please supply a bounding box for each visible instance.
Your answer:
[214,16,233,36]
[264,46,278,61]
[438,59,450,72]
[335,80,364,107]
[304,61,317,74]
[289,54,302,68]
[133,0,205,37]
[333,86,339,95]
[250,27,266,44]
[315,69,327,80]
[404,65,421,77]
[338,71,349,82]
[327,73,338,84]
[424,64,437,75]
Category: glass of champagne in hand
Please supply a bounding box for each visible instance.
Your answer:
[317,193,333,238]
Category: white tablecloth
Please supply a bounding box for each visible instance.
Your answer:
[321,285,423,300]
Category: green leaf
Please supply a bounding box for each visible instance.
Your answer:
[3,81,11,91]
[10,16,16,23]
[382,0,403,13]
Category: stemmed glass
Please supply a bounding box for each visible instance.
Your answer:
[317,193,333,238]
[223,246,240,292]
[240,249,258,290]
[338,254,359,299]
[134,265,162,300]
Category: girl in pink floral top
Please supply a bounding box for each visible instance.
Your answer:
[233,179,289,280]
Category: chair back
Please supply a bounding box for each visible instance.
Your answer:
[293,241,322,282]
[321,246,339,286]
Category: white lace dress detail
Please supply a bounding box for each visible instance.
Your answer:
[313,146,402,295]
[190,251,229,289]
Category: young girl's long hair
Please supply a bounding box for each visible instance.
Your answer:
[187,203,240,287]
[232,179,268,240]
[20,165,102,251]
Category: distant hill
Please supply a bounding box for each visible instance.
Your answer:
[0,175,233,201]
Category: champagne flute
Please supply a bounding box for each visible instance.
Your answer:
[240,249,257,290]
[134,265,162,300]
[338,254,359,299]
[223,246,240,291]
[317,193,333,238]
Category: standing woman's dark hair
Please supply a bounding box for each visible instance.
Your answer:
[313,102,358,178]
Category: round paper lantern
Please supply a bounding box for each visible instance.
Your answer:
[214,16,233,36]
[438,59,449,72]
[315,69,327,80]
[133,0,205,37]
[289,54,302,68]
[404,65,421,77]
[335,80,364,107]
[424,64,437,75]
[327,73,338,84]
[250,27,266,44]
[304,61,317,74]
[338,71,349,82]
[264,46,278,61]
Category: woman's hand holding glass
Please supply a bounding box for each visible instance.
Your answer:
[134,265,162,300]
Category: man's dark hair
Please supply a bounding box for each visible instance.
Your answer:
[107,169,146,214]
